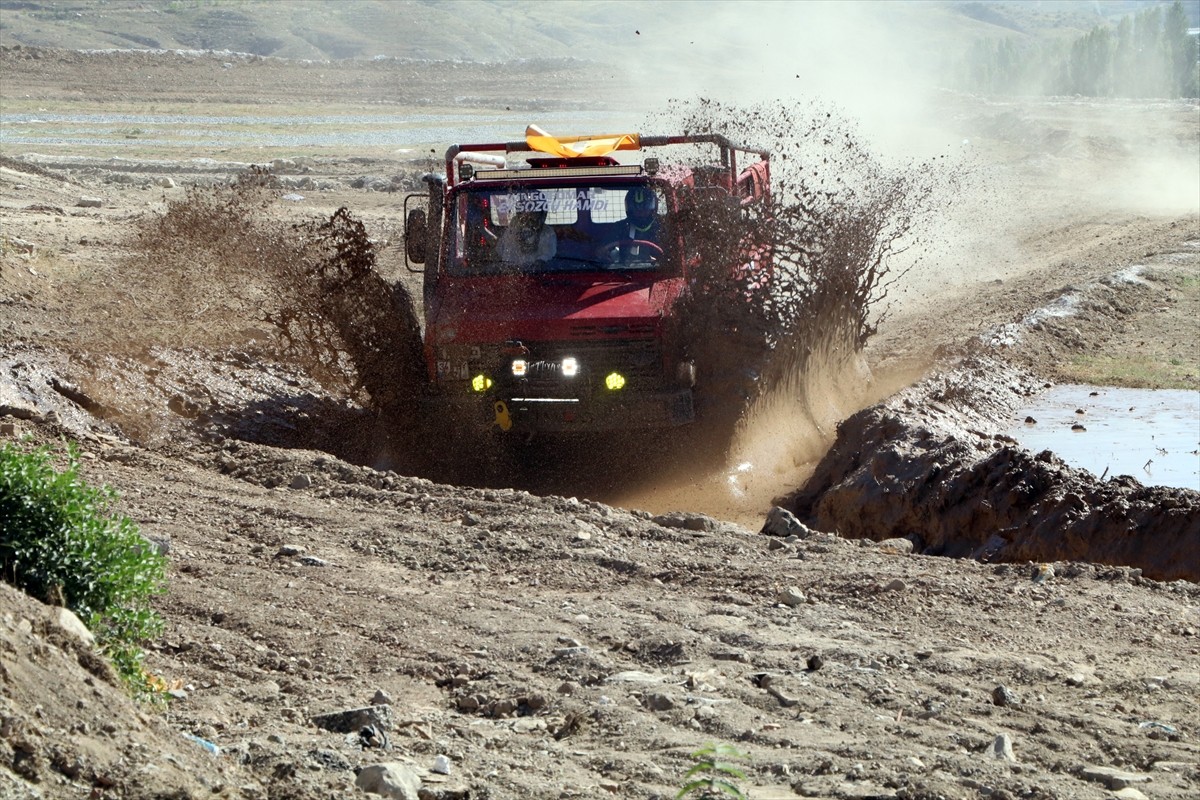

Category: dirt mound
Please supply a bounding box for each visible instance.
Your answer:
[7,411,1200,799]
[0,581,245,799]
[784,357,1200,581]
[0,155,73,184]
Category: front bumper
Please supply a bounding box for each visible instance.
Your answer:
[422,388,694,434]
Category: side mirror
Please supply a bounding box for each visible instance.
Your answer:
[405,208,427,265]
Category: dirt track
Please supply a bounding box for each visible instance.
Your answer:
[2,49,1199,800]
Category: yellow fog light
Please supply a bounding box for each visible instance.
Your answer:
[561,357,579,377]
[605,372,626,391]
[471,374,493,392]
[511,359,528,377]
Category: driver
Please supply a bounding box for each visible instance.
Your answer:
[595,187,663,265]
[623,187,661,242]
[492,190,556,266]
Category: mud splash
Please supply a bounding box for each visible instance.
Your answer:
[270,208,425,413]
[111,109,958,509]
[636,100,959,516]
[610,350,888,530]
[122,171,426,426]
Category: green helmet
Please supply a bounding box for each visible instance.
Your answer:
[625,187,657,224]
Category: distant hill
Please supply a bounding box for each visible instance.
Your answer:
[0,0,634,60]
[0,0,1187,63]
[947,0,1197,40]
[4,0,1193,115]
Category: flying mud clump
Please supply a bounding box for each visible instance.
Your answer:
[664,99,957,451]
[130,169,426,414]
[269,209,425,413]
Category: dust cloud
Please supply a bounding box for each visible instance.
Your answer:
[620,1,958,158]
[619,1,1198,295]
[602,3,975,521]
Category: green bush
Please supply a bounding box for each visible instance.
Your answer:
[0,440,166,691]
[677,742,750,799]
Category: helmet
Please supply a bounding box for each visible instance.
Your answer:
[625,187,657,224]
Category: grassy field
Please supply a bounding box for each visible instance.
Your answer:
[1064,270,1200,390]
[1068,353,1198,389]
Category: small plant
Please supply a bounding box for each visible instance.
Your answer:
[0,440,167,695]
[677,742,751,799]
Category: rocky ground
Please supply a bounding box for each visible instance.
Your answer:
[2,49,1199,800]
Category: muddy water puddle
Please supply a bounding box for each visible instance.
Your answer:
[1011,385,1199,490]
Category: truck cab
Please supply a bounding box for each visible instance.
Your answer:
[404,130,770,437]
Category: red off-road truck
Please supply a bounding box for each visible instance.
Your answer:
[403,129,770,438]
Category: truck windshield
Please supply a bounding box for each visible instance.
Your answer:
[448,182,670,276]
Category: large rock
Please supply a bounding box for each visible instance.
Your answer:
[652,511,718,532]
[774,586,806,607]
[0,377,40,420]
[761,506,814,539]
[984,733,1017,762]
[54,607,95,647]
[1079,765,1152,790]
[876,537,914,554]
[356,762,421,799]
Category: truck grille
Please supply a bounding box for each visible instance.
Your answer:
[568,322,658,338]
[513,339,663,394]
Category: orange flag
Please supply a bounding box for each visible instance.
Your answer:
[525,124,641,158]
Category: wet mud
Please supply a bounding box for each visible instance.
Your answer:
[668,100,956,418]
[783,357,1200,582]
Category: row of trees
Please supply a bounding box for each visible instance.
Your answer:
[956,1,1198,98]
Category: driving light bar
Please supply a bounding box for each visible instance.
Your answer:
[474,165,643,181]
